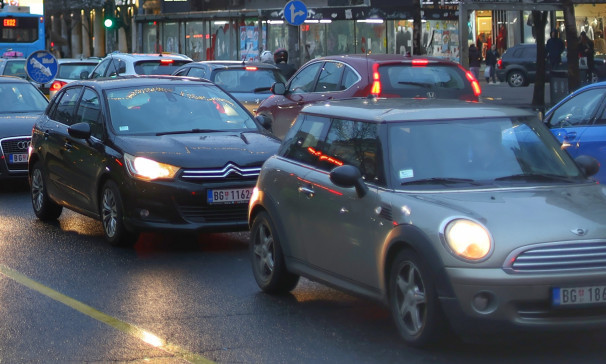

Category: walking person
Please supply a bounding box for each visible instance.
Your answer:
[468,43,482,80]
[545,29,565,70]
[273,48,297,80]
[484,44,500,84]
[579,31,595,83]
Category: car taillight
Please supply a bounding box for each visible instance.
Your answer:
[497,59,503,69]
[370,63,381,96]
[160,59,174,65]
[50,80,67,92]
[245,66,258,71]
[465,70,482,98]
[412,59,429,67]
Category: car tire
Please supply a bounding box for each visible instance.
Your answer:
[388,249,446,347]
[250,210,299,293]
[507,70,526,87]
[100,180,138,247]
[30,161,63,221]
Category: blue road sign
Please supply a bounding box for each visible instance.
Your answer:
[26,50,58,84]
[284,0,307,26]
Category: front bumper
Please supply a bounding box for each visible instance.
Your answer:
[441,266,606,334]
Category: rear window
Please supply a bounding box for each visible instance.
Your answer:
[133,60,192,75]
[58,63,98,79]
[2,60,26,78]
[212,68,286,93]
[379,64,472,99]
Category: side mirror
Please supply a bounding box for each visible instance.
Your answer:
[575,155,600,177]
[255,114,272,130]
[80,71,89,79]
[271,82,286,95]
[330,165,368,198]
[68,122,92,140]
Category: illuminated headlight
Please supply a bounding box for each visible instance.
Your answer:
[443,219,492,261]
[124,153,180,181]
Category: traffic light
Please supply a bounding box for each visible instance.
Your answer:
[103,1,122,29]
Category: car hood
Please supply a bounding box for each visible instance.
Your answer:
[114,130,280,168]
[403,184,606,263]
[0,112,42,137]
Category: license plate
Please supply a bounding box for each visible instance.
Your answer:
[553,285,606,306]
[207,188,253,204]
[8,153,28,164]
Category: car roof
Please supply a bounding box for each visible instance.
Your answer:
[104,52,193,61]
[57,58,101,64]
[313,53,461,65]
[184,60,280,69]
[301,98,535,123]
[65,75,213,90]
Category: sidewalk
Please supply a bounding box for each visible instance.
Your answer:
[476,67,551,112]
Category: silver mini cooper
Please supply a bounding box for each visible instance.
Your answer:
[248,97,606,346]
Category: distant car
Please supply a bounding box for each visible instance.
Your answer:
[256,54,481,139]
[172,60,287,114]
[496,43,606,87]
[29,75,280,246]
[87,52,192,79]
[0,56,26,79]
[249,97,606,347]
[544,81,606,183]
[0,76,49,180]
[43,57,101,98]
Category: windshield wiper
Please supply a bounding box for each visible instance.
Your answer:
[253,87,271,93]
[494,173,574,182]
[156,128,220,136]
[397,81,433,88]
[401,177,478,186]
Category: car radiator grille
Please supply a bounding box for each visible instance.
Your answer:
[1,136,30,171]
[180,163,261,182]
[506,241,606,272]
[178,204,248,223]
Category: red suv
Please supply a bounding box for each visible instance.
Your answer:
[256,54,481,138]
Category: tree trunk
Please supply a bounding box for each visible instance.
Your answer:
[413,0,422,55]
[563,0,580,92]
[532,11,548,109]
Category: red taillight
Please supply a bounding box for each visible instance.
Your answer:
[160,59,174,64]
[370,63,381,96]
[497,59,503,69]
[245,66,257,71]
[465,70,482,97]
[50,80,67,92]
[412,59,429,67]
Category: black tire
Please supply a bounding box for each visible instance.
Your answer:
[389,249,446,347]
[100,180,138,247]
[507,70,526,87]
[30,161,63,221]
[250,211,299,293]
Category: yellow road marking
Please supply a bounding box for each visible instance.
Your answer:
[0,264,214,364]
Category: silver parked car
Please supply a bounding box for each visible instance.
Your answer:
[248,97,606,346]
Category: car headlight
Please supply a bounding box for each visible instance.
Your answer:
[443,219,492,261]
[124,153,180,181]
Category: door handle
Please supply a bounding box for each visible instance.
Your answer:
[298,186,314,198]
[564,131,577,140]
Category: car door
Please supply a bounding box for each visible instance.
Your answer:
[41,86,84,204]
[297,118,385,288]
[547,88,606,163]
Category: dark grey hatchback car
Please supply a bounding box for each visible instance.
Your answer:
[29,76,280,246]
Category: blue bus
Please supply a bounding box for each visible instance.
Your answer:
[0,7,45,58]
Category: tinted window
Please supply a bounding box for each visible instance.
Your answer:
[186,67,205,78]
[314,62,345,92]
[51,87,82,125]
[548,89,606,128]
[107,59,127,77]
[90,59,110,78]
[289,62,322,94]
[213,68,284,92]
[133,60,191,75]
[2,60,26,78]
[75,88,103,138]
[379,64,470,97]
[58,63,98,80]
[342,66,359,89]
[280,115,329,165]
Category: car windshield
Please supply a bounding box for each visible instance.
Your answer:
[0,82,47,113]
[2,59,26,78]
[58,63,98,80]
[389,116,585,189]
[213,68,285,93]
[134,60,192,75]
[379,64,471,98]
[107,84,259,135]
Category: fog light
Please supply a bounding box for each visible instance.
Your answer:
[139,209,150,218]
[472,291,497,314]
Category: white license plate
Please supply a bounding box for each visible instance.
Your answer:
[8,153,28,164]
[207,188,253,204]
[553,285,606,306]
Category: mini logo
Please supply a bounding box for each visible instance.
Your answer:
[17,140,31,150]
[571,228,588,236]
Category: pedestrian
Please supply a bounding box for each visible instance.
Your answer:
[260,50,274,64]
[579,31,595,83]
[484,44,500,83]
[273,48,297,80]
[545,29,565,69]
[468,43,482,80]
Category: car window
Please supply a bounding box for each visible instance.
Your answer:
[289,62,322,94]
[323,118,382,183]
[2,60,26,78]
[133,60,191,75]
[213,68,284,93]
[280,114,329,165]
[108,59,127,77]
[58,63,98,80]
[522,47,537,59]
[342,66,359,89]
[50,86,82,125]
[0,82,47,112]
[379,64,468,97]
[90,59,110,78]
[548,88,605,128]
[314,62,345,92]
[75,88,103,139]
[173,67,191,77]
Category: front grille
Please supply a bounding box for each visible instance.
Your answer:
[1,136,30,172]
[180,163,261,183]
[505,241,606,273]
[178,204,248,223]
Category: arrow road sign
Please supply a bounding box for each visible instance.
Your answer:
[284,0,308,26]
[26,50,58,84]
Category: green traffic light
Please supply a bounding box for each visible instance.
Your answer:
[104,18,114,28]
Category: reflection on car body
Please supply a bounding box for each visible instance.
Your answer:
[29,75,280,246]
[249,97,606,347]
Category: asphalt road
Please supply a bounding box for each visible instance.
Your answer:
[2,180,606,363]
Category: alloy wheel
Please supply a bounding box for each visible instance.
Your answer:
[101,187,118,238]
[253,223,275,280]
[394,261,427,336]
[31,168,45,213]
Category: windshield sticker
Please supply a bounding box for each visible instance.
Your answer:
[119,126,129,131]
[399,169,414,179]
